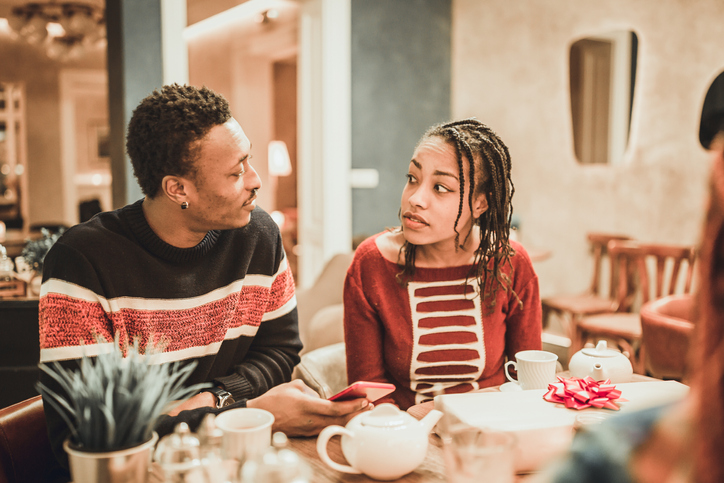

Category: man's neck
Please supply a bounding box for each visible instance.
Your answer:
[141,197,207,248]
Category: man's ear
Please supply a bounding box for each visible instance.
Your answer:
[161,175,188,204]
[473,193,489,219]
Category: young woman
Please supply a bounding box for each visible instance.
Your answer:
[343,119,542,409]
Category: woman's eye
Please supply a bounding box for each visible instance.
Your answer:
[435,184,452,193]
[405,174,416,183]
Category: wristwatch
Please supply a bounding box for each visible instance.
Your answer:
[204,386,235,408]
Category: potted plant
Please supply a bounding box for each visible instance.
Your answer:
[37,335,210,483]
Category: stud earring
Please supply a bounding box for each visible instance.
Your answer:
[181,201,189,210]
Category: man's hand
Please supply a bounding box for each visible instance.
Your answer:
[247,380,372,436]
[166,391,217,417]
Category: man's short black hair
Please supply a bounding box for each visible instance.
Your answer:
[126,84,232,197]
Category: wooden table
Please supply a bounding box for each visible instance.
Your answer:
[285,372,660,482]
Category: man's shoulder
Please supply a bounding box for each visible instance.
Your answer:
[54,209,126,250]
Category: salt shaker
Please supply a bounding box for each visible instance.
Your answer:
[197,413,233,482]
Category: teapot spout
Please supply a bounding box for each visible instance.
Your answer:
[419,409,443,434]
[591,362,606,381]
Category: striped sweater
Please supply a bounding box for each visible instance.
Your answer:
[38,199,300,473]
[344,233,541,409]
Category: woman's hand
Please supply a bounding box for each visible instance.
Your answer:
[247,379,372,436]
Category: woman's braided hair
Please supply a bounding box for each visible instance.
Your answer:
[396,119,517,306]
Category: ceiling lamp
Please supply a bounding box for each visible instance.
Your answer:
[7,2,105,61]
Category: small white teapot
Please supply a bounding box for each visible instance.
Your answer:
[316,403,443,481]
[568,340,633,383]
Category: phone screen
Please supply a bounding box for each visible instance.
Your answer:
[328,381,396,402]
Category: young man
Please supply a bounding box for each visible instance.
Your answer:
[38,84,366,473]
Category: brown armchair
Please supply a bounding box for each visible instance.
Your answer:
[640,294,695,381]
[0,395,63,483]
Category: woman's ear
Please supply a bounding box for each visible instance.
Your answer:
[473,193,489,219]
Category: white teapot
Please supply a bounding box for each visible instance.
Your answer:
[568,340,633,383]
[316,403,443,480]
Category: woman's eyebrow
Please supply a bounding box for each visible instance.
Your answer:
[410,159,459,181]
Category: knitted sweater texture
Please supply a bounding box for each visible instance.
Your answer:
[344,233,541,409]
[38,200,300,475]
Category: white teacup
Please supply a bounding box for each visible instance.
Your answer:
[214,408,274,463]
[504,350,558,390]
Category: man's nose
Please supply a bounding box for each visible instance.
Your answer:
[246,164,262,191]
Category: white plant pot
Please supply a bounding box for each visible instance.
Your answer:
[63,432,159,483]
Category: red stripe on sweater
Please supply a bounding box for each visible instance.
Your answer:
[416,299,475,313]
[40,284,276,350]
[267,264,295,312]
[414,284,474,297]
[419,332,478,345]
[414,365,479,375]
[416,349,480,362]
[418,315,476,328]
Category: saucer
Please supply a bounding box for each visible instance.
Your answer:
[499,382,523,392]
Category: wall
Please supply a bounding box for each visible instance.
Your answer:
[350,0,451,239]
[452,0,723,297]
[187,8,299,215]
[0,36,105,227]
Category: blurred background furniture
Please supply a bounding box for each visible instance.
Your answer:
[0,395,62,483]
[542,233,631,336]
[0,298,40,408]
[541,233,631,366]
[292,342,347,398]
[640,294,695,381]
[296,252,353,355]
[573,240,696,374]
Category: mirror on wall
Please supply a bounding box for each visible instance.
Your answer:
[700,70,724,149]
[569,30,638,165]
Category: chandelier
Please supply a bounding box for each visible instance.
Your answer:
[7,2,105,61]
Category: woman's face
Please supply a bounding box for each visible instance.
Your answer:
[400,136,487,251]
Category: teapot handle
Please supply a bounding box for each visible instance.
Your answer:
[316,425,362,475]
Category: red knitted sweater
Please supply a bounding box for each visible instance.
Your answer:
[344,233,541,409]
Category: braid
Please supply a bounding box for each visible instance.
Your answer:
[397,118,519,308]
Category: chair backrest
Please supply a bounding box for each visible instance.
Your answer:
[0,396,61,483]
[607,240,697,313]
[0,299,41,408]
[640,294,695,380]
[586,233,632,296]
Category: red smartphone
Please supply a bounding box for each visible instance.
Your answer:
[328,381,396,402]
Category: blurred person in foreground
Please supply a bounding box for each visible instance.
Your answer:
[547,122,724,483]
[38,84,369,476]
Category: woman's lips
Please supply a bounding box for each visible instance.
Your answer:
[402,211,428,227]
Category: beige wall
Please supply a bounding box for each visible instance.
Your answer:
[452,0,723,297]
[0,37,104,228]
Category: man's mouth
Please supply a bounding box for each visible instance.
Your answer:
[243,195,256,207]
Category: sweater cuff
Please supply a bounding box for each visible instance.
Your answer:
[214,375,254,401]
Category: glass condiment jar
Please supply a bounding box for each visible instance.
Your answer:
[154,422,204,482]
[240,432,310,483]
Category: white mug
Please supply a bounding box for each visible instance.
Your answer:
[504,350,558,390]
[214,408,274,463]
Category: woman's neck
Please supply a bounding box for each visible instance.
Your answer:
[414,231,479,268]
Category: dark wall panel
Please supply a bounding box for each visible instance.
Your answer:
[351,0,451,239]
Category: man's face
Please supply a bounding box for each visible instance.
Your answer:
[185,118,262,231]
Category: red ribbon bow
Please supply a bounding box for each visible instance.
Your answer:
[543,376,627,410]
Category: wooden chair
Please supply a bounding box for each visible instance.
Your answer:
[640,294,695,381]
[0,395,63,483]
[573,240,696,374]
[541,233,632,340]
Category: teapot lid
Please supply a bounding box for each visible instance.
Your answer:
[581,340,622,358]
[361,403,408,428]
